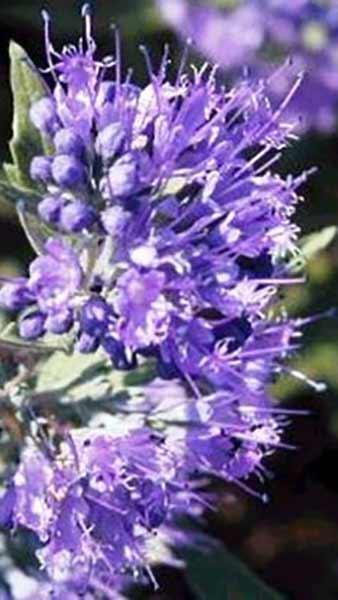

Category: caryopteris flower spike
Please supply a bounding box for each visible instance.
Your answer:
[0,5,326,597]
[1,7,309,387]
[1,427,195,594]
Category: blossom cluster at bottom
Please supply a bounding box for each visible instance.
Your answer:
[0,374,292,597]
[0,426,192,596]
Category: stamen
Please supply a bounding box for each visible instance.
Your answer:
[258,72,305,139]
[139,44,163,114]
[41,9,58,83]
[175,37,192,89]
[230,344,299,361]
[280,366,327,392]
[112,25,122,101]
[231,145,278,182]
[182,370,202,398]
[159,43,170,82]
[294,307,337,327]
[253,152,282,175]
[240,405,309,416]
[230,477,270,503]
[145,564,159,591]
[81,3,93,49]
[249,277,305,285]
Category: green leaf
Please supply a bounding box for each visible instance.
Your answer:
[6,41,52,192]
[0,177,40,207]
[0,322,66,355]
[16,201,54,255]
[182,546,284,600]
[300,226,337,259]
[36,349,156,399]
[290,226,337,273]
[36,350,108,394]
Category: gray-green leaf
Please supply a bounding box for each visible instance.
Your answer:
[290,226,337,273]
[0,322,66,355]
[6,41,52,191]
[16,201,54,255]
[36,350,108,394]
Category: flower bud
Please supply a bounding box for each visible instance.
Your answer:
[19,312,45,340]
[59,200,96,232]
[80,296,111,337]
[0,281,33,311]
[105,153,138,197]
[30,156,52,183]
[29,97,59,135]
[54,128,85,158]
[38,195,64,224]
[95,122,124,160]
[45,309,73,334]
[52,154,85,187]
[101,205,129,236]
[102,335,135,369]
[76,332,100,353]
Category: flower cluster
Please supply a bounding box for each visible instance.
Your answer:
[136,377,294,498]
[158,0,264,69]
[0,5,306,397]
[0,5,317,597]
[0,374,296,595]
[158,0,338,132]
[0,426,188,594]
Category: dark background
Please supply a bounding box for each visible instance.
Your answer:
[1,2,338,598]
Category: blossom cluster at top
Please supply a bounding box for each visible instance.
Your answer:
[0,5,314,597]
[0,5,305,394]
[158,0,338,132]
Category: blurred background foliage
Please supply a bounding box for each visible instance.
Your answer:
[1,1,338,599]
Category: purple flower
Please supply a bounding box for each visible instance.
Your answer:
[51,154,85,187]
[30,156,52,184]
[157,0,263,69]
[80,296,112,337]
[2,428,187,590]
[0,279,33,311]
[5,8,309,396]
[26,238,82,334]
[29,96,59,135]
[38,195,64,224]
[95,122,125,160]
[113,269,171,349]
[0,10,326,595]
[29,239,82,309]
[59,200,96,232]
[0,239,84,342]
[54,127,85,158]
[158,0,338,132]
[139,376,292,500]
[19,312,46,340]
